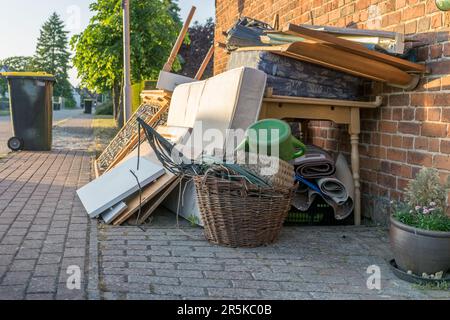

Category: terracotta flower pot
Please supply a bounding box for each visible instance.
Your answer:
[390,216,450,275]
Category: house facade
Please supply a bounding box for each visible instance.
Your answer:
[214,0,450,223]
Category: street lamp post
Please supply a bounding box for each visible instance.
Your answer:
[122,0,132,125]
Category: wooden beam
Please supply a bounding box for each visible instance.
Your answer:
[264,94,382,109]
[194,45,214,80]
[163,6,196,72]
[282,23,426,73]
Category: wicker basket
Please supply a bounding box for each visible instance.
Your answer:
[194,174,296,247]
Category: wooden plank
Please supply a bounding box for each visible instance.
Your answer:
[127,177,181,225]
[163,6,196,72]
[282,23,425,73]
[112,174,178,225]
[263,94,383,109]
[237,43,413,86]
[194,45,214,80]
[298,24,400,39]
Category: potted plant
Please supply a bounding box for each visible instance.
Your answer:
[390,168,450,276]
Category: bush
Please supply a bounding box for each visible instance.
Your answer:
[95,100,113,115]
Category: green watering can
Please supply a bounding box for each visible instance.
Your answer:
[436,0,450,10]
[237,119,306,161]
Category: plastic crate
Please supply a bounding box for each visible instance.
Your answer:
[285,198,354,226]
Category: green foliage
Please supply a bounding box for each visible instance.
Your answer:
[34,12,74,103]
[392,168,450,232]
[0,56,36,97]
[394,206,450,232]
[404,168,448,210]
[71,0,182,94]
[95,100,113,115]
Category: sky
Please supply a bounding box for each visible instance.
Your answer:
[0,0,215,86]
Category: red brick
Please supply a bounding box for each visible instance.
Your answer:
[402,136,414,149]
[433,94,450,105]
[441,76,450,90]
[411,93,434,106]
[414,137,428,150]
[381,134,392,146]
[392,108,403,120]
[424,78,441,91]
[379,121,398,133]
[431,13,443,28]
[402,4,425,20]
[397,178,410,191]
[415,108,428,121]
[428,60,450,75]
[441,140,450,153]
[404,20,417,34]
[387,148,406,162]
[398,122,420,135]
[392,135,403,148]
[402,108,415,121]
[389,94,409,106]
[443,108,450,122]
[434,154,450,170]
[407,151,433,166]
[427,107,441,121]
[417,17,431,32]
[429,138,440,152]
[421,123,447,137]
[377,173,397,188]
[430,44,443,59]
[444,43,450,57]
[417,47,429,62]
[381,108,392,120]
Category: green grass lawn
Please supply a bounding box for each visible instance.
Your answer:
[0,110,10,117]
[90,115,119,158]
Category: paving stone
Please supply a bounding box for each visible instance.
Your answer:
[207,288,260,299]
[33,264,60,277]
[9,259,37,271]
[151,284,206,297]
[128,275,180,286]
[27,276,57,293]
[0,285,26,300]
[1,271,32,285]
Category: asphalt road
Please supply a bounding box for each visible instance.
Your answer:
[0,108,86,155]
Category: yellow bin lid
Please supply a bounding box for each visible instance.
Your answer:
[0,72,55,81]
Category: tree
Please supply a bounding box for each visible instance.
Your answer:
[35,12,75,107]
[178,18,215,79]
[71,0,182,125]
[0,56,36,98]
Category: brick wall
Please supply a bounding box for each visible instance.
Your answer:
[214,0,450,223]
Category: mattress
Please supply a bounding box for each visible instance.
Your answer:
[169,66,267,155]
[227,50,363,99]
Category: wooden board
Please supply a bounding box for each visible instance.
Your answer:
[237,43,414,87]
[77,157,165,218]
[126,177,181,225]
[281,24,425,73]
[112,173,177,225]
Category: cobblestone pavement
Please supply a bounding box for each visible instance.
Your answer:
[95,210,450,300]
[0,108,88,155]
[1,110,450,300]
[0,111,93,299]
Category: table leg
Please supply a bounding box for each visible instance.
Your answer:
[349,108,361,225]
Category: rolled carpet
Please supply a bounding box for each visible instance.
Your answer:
[294,145,335,179]
[292,153,354,220]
